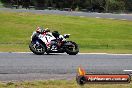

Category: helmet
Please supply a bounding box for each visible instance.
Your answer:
[52,31,60,38]
[36,27,44,33]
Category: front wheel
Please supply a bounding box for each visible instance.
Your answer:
[65,41,79,55]
[29,41,46,55]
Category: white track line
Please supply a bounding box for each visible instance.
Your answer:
[123,70,132,72]
[12,52,32,53]
[79,53,107,55]
[0,52,132,55]
[121,19,127,20]
[94,17,128,21]
[120,14,127,15]
[80,16,85,17]
[95,17,101,18]
[79,53,132,55]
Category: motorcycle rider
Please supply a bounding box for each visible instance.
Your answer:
[36,27,50,34]
[51,31,66,50]
[36,27,65,50]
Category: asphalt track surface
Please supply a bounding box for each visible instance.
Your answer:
[0,8,132,20]
[0,52,132,81]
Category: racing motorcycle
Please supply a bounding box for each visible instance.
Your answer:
[29,30,79,55]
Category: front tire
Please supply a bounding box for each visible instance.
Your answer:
[29,42,46,55]
[65,41,79,55]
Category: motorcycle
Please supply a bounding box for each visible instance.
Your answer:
[29,30,79,55]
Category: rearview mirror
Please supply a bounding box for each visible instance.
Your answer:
[64,34,70,38]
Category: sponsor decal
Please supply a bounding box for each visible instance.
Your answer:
[76,67,131,85]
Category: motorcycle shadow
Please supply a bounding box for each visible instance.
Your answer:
[31,53,65,56]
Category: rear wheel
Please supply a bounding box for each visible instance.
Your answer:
[29,41,46,55]
[65,41,79,55]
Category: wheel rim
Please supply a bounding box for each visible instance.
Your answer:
[68,43,78,52]
[72,44,76,51]
[33,43,44,53]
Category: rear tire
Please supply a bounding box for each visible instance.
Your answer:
[65,41,79,55]
[29,42,46,55]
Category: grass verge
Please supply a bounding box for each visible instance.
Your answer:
[0,80,131,88]
[0,11,132,53]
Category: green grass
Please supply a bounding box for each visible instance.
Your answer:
[0,80,131,88]
[0,11,132,53]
